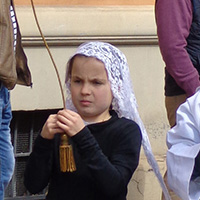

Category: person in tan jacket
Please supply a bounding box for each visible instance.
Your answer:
[0,0,32,198]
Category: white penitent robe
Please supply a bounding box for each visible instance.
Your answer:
[167,89,200,200]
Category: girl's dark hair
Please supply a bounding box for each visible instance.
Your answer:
[65,54,88,84]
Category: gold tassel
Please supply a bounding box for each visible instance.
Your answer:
[59,134,76,172]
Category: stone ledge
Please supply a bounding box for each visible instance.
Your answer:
[15,5,156,37]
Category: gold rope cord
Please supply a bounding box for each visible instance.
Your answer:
[30,0,76,172]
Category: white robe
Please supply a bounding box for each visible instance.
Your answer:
[167,90,200,200]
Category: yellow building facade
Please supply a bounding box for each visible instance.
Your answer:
[8,0,169,199]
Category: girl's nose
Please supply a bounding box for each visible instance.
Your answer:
[81,83,91,95]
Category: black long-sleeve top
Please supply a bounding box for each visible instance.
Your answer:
[24,111,142,200]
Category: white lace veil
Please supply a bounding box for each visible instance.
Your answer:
[65,41,170,200]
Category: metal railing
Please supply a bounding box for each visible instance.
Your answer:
[5,109,60,200]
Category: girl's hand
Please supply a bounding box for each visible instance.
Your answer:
[41,114,64,139]
[57,109,85,137]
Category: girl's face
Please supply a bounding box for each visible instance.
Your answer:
[70,55,113,122]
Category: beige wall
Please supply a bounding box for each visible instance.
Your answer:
[11,5,168,200]
[15,0,155,5]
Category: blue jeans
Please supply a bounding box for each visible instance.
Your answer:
[0,84,15,199]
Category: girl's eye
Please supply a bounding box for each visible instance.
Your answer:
[93,80,102,85]
[73,79,81,83]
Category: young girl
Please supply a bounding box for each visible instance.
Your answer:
[24,41,167,200]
